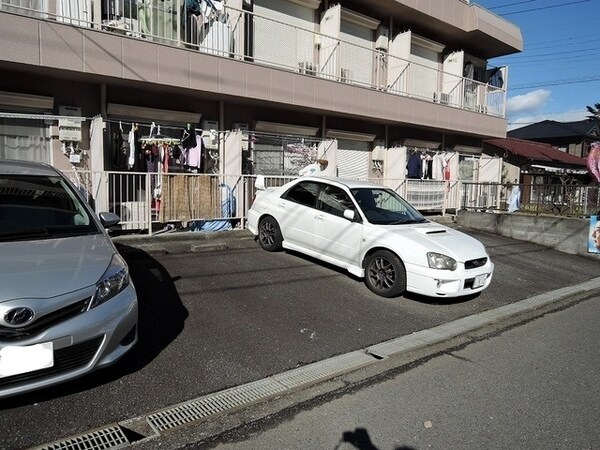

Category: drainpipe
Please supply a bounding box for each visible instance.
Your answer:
[100,84,107,119]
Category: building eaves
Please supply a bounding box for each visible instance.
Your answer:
[485,137,587,166]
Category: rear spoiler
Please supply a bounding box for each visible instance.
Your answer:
[255,175,266,190]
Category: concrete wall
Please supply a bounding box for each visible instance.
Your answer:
[457,210,600,260]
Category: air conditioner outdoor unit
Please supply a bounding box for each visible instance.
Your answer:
[298,61,318,75]
[434,91,450,104]
[340,68,352,83]
[202,120,219,131]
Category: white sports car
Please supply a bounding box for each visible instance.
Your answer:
[247,175,493,298]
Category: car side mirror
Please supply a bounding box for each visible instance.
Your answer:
[99,212,121,228]
[343,209,356,221]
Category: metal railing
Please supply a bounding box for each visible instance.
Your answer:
[1,0,506,118]
[461,182,600,217]
[64,170,468,234]
[65,171,598,235]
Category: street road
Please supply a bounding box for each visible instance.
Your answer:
[212,291,600,450]
[0,230,598,449]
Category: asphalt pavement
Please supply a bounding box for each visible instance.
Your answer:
[211,290,600,450]
[104,223,599,449]
[6,222,600,450]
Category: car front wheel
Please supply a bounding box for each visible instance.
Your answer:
[258,216,283,251]
[364,250,406,298]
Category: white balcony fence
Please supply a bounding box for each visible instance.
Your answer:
[65,170,594,235]
[64,170,465,234]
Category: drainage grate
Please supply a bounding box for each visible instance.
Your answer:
[146,377,289,433]
[34,426,129,450]
[272,351,376,389]
[146,351,377,433]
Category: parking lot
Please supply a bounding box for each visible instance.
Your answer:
[1,228,599,449]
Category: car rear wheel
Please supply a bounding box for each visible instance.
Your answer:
[364,250,406,298]
[258,216,283,251]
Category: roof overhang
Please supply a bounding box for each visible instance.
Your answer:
[349,0,523,59]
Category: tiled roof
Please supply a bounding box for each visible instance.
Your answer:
[507,119,598,139]
[484,137,587,166]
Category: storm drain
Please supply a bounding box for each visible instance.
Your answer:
[146,350,376,433]
[34,426,129,450]
[272,351,376,389]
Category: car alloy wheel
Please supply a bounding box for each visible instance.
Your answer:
[258,216,283,251]
[364,250,406,298]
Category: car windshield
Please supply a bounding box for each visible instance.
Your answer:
[350,187,428,225]
[0,174,99,241]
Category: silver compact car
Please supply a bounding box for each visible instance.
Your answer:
[248,175,493,299]
[0,160,138,399]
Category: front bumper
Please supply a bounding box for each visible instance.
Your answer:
[0,283,138,399]
[406,261,494,297]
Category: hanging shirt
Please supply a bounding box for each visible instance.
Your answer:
[407,153,421,179]
[432,153,444,180]
[187,134,202,169]
[127,129,136,169]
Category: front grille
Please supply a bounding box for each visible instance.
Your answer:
[465,257,487,270]
[0,298,90,342]
[0,336,102,388]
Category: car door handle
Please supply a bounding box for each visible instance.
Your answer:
[278,202,286,208]
[315,214,324,221]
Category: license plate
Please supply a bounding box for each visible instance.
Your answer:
[473,274,487,288]
[0,342,54,378]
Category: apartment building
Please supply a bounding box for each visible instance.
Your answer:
[0,0,522,226]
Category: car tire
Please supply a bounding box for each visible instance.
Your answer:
[364,250,406,298]
[258,216,283,251]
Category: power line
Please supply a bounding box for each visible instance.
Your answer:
[496,41,600,61]
[511,75,600,90]
[498,46,599,61]
[488,0,539,10]
[499,51,600,65]
[498,0,592,16]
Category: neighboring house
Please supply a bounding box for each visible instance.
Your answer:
[507,119,600,159]
[0,0,523,225]
[483,137,589,186]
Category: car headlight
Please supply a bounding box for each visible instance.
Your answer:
[89,254,130,309]
[427,252,457,271]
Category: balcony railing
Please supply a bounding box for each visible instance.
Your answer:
[1,0,506,118]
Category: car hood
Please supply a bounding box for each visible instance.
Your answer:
[381,222,487,262]
[0,234,116,302]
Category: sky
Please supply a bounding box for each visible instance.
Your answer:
[474,0,600,130]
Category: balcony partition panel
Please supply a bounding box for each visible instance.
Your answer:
[339,20,374,86]
[410,44,441,102]
[253,0,316,72]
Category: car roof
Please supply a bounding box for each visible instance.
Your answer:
[0,159,60,176]
[299,175,384,189]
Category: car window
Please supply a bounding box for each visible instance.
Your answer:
[351,188,427,225]
[282,181,320,208]
[317,185,354,218]
[0,174,98,240]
